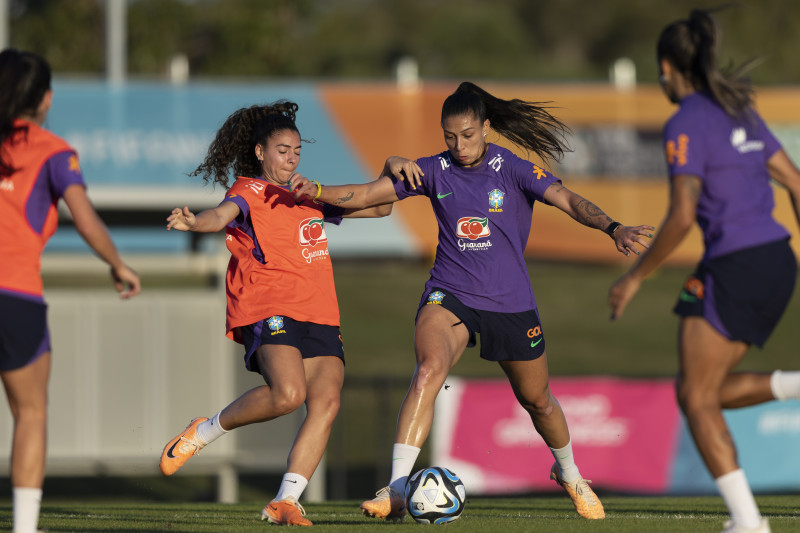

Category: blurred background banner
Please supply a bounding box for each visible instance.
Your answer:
[5,0,800,503]
[432,377,800,495]
[42,80,800,263]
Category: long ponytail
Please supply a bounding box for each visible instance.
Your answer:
[658,9,754,119]
[442,81,571,164]
[0,49,52,177]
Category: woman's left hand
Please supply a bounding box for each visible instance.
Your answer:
[290,173,316,202]
[612,224,655,257]
[384,156,423,189]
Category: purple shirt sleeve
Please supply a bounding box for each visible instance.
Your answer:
[321,202,344,225]
[510,156,561,204]
[26,150,85,234]
[47,151,85,197]
[392,156,434,199]
[663,113,706,179]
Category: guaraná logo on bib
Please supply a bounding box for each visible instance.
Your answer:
[299,217,327,247]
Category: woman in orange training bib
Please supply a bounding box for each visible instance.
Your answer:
[158,100,391,526]
[0,49,140,533]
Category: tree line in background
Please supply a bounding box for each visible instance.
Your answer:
[9,0,800,85]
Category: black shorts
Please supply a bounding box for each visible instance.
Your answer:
[237,315,344,374]
[674,238,797,347]
[0,292,50,371]
[419,288,545,361]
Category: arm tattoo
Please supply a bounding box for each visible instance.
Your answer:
[575,198,613,229]
[334,191,355,205]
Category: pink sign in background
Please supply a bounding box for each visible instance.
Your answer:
[432,377,681,494]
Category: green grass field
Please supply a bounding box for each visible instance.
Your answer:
[1,495,798,532]
[28,258,800,531]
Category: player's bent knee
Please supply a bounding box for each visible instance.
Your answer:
[272,387,307,416]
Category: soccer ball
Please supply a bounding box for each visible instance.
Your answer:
[405,466,466,524]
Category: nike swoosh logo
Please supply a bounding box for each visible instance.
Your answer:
[437,192,453,199]
[166,440,180,459]
[531,338,543,348]
[287,479,297,483]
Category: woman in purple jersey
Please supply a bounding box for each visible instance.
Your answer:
[609,9,800,533]
[292,82,652,521]
[0,49,140,533]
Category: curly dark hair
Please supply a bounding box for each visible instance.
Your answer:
[191,100,299,188]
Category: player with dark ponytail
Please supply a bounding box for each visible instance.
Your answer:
[0,48,141,533]
[293,81,653,521]
[159,100,392,526]
[611,9,800,533]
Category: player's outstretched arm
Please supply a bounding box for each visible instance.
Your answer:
[166,202,240,233]
[290,173,400,212]
[62,184,141,299]
[543,182,654,257]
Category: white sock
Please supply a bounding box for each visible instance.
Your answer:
[715,469,762,529]
[196,411,228,445]
[388,443,421,493]
[770,370,800,400]
[274,472,309,503]
[13,487,42,533]
[550,439,581,483]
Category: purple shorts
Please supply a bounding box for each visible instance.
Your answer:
[418,287,545,361]
[674,238,796,347]
[0,291,50,371]
[236,315,344,373]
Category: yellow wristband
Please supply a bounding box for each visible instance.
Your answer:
[312,180,322,199]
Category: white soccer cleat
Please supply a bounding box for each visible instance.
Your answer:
[721,518,771,533]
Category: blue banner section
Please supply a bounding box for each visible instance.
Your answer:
[669,402,800,494]
[42,81,418,255]
[47,80,368,187]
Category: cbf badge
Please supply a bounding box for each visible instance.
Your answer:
[267,315,286,335]
[489,189,504,212]
[426,291,445,305]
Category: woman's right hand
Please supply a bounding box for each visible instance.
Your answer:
[384,156,423,189]
[166,206,196,231]
[110,263,141,299]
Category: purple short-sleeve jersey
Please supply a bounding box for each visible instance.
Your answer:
[663,92,789,260]
[394,144,560,312]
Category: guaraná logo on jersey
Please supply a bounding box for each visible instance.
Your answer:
[457,217,490,240]
[488,189,504,212]
[456,216,492,252]
[267,315,286,336]
[426,291,445,305]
